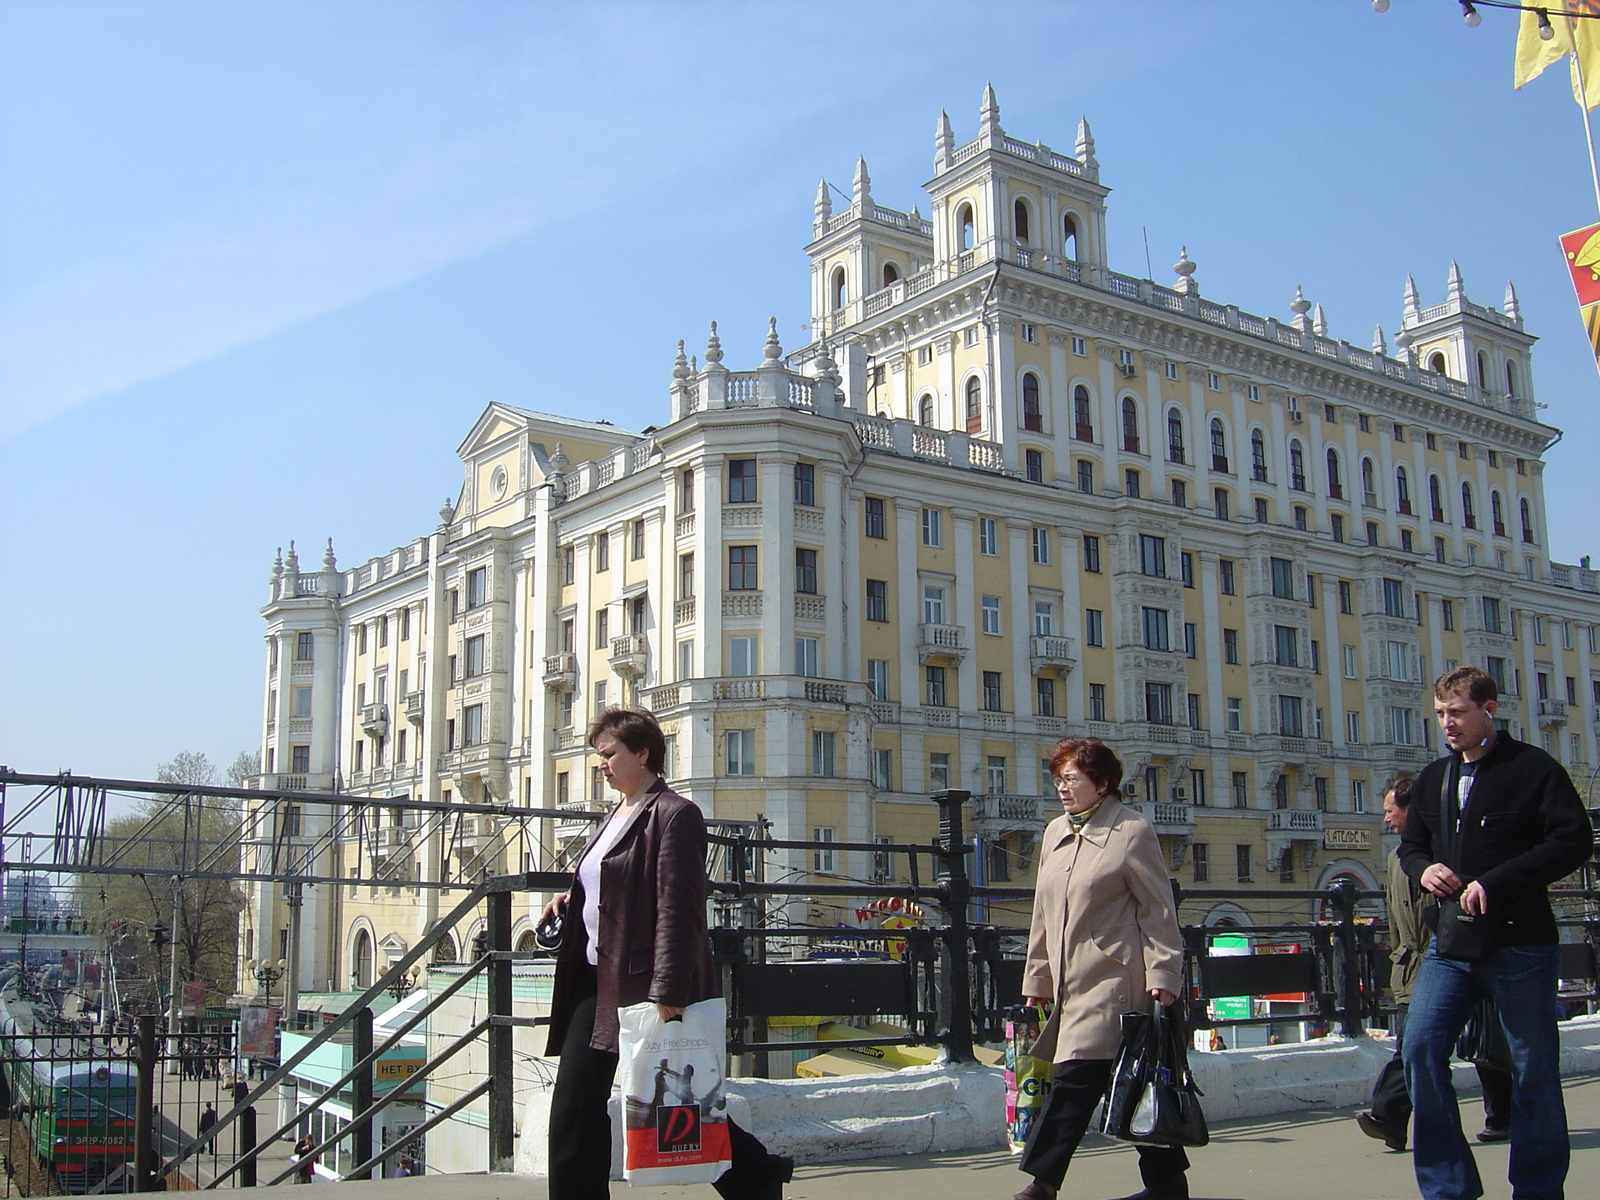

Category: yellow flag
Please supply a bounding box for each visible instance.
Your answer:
[1572,9,1600,111]
[1515,7,1573,89]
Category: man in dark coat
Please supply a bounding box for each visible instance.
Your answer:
[1398,666,1593,1200]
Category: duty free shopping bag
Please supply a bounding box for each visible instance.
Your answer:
[1004,1003,1054,1152]
[617,997,734,1186]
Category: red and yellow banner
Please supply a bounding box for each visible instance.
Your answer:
[1561,222,1600,369]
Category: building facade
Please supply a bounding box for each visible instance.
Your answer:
[244,88,1599,998]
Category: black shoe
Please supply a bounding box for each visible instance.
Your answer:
[1477,1125,1510,1143]
[1356,1110,1408,1152]
[1011,1181,1057,1200]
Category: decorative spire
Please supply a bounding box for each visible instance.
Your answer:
[1504,279,1521,321]
[814,339,839,386]
[272,547,283,578]
[762,317,783,365]
[1311,303,1327,338]
[690,354,698,374]
[852,156,871,202]
[671,339,690,380]
[980,82,1001,135]
[1447,259,1465,301]
[1075,116,1098,171]
[1403,274,1420,317]
[439,497,456,526]
[935,108,954,168]
[1172,245,1198,296]
[1289,285,1311,331]
[705,320,724,365]
[1372,325,1388,356]
[813,177,832,226]
[322,538,337,571]
[549,444,568,473]
[284,540,299,574]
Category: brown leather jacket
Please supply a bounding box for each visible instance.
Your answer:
[545,779,720,1055]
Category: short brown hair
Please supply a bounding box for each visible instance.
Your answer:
[1434,665,1497,706]
[587,708,667,776]
[1047,737,1124,798]
[1385,774,1414,809]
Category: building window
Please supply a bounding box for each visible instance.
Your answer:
[1223,628,1239,664]
[1073,385,1094,440]
[1142,607,1171,651]
[1125,468,1142,499]
[1022,373,1043,431]
[981,671,1003,711]
[1192,843,1209,883]
[466,566,487,609]
[1024,448,1044,483]
[924,665,948,707]
[1036,676,1057,717]
[1171,478,1188,509]
[864,495,886,539]
[1347,710,1362,744]
[872,749,894,791]
[295,631,315,662]
[1521,497,1536,543]
[865,579,888,622]
[1397,465,1412,515]
[1187,691,1202,727]
[978,516,998,556]
[594,609,609,649]
[921,506,943,546]
[1088,682,1107,721]
[811,730,837,777]
[725,729,755,776]
[1031,527,1051,564]
[462,704,483,747]
[981,595,1002,636]
[1482,596,1504,634]
[1033,601,1055,636]
[1139,535,1167,578]
[1235,844,1254,883]
[595,531,610,573]
[631,518,647,560]
[1254,496,1269,524]
[986,755,1008,794]
[922,585,946,624]
[728,636,758,676]
[964,376,983,432]
[1330,513,1345,542]
[464,635,486,678]
[866,659,890,701]
[1083,534,1102,572]
[1145,681,1174,724]
[1342,644,1358,678]
[678,553,695,600]
[1273,625,1299,668]
[1226,697,1242,733]
[677,640,694,680]
[1072,335,1087,355]
[1121,398,1141,453]
[793,461,816,507]
[293,686,312,718]
[929,752,951,791]
[1078,460,1095,494]
[794,636,819,677]
[1269,557,1295,600]
[728,545,758,590]
[1167,409,1186,464]
[1278,694,1305,737]
[795,548,819,594]
[1085,609,1105,647]
[728,458,758,503]
[1326,448,1343,500]
[1430,474,1446,523]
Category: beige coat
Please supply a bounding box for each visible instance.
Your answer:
[1022,795,1184,1062]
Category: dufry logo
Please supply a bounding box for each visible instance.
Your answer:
[656,1104,702,1153]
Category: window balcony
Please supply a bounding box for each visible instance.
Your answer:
[1127,800,1195,833]
[1538,698,1568,727]
[371,825,413,858]
[969,793,1046,833]
[1268,810,1324,834]
[404,691,425,723]
[360,704,389,738]
[917,623,968,664]
[543,653,578,690]
[609,634,648,678]
[1029,634,1078,675]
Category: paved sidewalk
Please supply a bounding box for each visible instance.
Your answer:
[314,1072,1600,1200]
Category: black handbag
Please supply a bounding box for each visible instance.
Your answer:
[1100,1010,1155,1139]
[534,902,565,952]
[1456,998,1511,1072]
[1109,1008,1209,1149]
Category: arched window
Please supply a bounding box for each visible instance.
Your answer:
[964,375,983,433]
[1167,408,1186,464]
[1491,490,1505,536]
[1326,447,1343,499]
[1013,198,1031,244]
[1021,372,1042,431]
[918,393,934,427]
[1396,465,1412,514]
[1210,418,1228,472]
[1073,384,1093,441]
[1461,482,1477,529]
[1429,474,1445,522]
[353,929,373,990]
[515,929,538,954]
[1476,351,1489,389]
[1250,429,1268,482]
[1506,359,1519,398]
[1062,213,1078,259]
[1360,457,1377,506]
[1121,398,1141,453]
[831,266,846,311]
[1289,440,1306,491]
[1521,497,1536,543]
[882,262,900,288]
[958,204,975,251]
[434,933,459,964]
[1428,351,1448,377]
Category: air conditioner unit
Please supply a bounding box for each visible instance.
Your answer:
[1123,780,1138,798]
[1171,786,1189,802]
[1288,410,1304,423]
[1120,363,1137,378]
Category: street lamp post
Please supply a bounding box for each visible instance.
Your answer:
[253,958,285,997]
[387,966,421,1003]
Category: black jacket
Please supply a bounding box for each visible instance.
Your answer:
[1398,733,1593,947]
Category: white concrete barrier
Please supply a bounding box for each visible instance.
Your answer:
[512,1014,1600,1174]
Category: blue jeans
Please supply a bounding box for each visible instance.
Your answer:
[1402,943,1567,1200]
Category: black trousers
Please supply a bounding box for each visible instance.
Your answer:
[1370,1048,1512,1132]
[547,966,780,1200]
[1019,1058,1189,1192]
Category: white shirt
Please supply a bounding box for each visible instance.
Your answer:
[576,793,646,966]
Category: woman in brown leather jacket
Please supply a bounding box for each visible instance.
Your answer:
[543,708,792,1200]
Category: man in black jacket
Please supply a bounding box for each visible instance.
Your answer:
[1398,666,1593,1200]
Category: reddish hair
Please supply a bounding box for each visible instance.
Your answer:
[1047,737,1124,798]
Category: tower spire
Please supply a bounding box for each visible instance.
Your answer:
[1075,115,1098,173]
[1311,303,1327,338]
[1290,285,1312,332]
[1372,325,1388,357]
[1403,274,1420,318]
[979,82,1001,137]
[813,177,832,232]
[852,156,871,201]
[1504,279,1521,321]
[935,108,954,171]
[1447,259,1465,302]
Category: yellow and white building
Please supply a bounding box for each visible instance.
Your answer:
[245,87,1599,996]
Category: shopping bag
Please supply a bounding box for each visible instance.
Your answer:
[617,997,733,1185]
[1123,1009,1208,1148]
[1003,1003,1053,1152]
[1100,1010,1156,1139]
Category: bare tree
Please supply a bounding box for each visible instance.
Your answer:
[157,750,218,787]
[226,750,261,789]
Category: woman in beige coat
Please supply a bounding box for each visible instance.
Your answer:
[1011,738,1186,1200]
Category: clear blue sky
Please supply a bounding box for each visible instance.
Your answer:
[3,0,1598,782]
